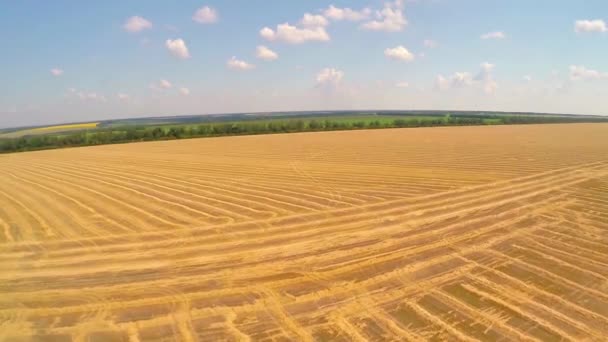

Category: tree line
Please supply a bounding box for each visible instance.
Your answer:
[1,114,606,153]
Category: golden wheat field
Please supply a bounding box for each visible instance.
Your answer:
[1,123,608,341]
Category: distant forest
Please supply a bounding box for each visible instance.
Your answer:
[1,112,607,154]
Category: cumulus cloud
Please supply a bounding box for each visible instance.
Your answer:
[260,23,330,44]
[256,45,278,61]
[323,5,371,21]
[395,81,409,88]
[436,72,473,90]
[165,39,191,59]
[124,16,152,33]
[483,80,498,94]
[435,75,449,90]
[477,62,495,77]
[480,31,506,40]
[436,62,498,94]
[574,19,607,33]
[179,87,190,95]
[50,68,63,76]
[316,67,344,86]
[361,0,407,32]
[300,13,329,28]
[81,92,106,102]
[193,6,218,24]
[160,79,172,88]
[477,62,498,94]
[423,39,438,48]
[569,65,608,80]
[149,79,173,90]
[117,93,130,101]
[384,45,415,62]
[227,56,254,70]
[68,88,106,102]
[453,72,475,88]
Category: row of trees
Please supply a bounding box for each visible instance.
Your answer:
[1,115,606,153]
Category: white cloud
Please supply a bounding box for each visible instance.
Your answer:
[423,39,438,48]
[160,79,172,88]
[436,62,498,94]
[435,75,449,90]
[574,19,607,33]
[50,68,63,76]
[81,92,106,102]
[480,31,506,40]
[165,39,191,59]
[124,16,152,33]
[569,65,608,80]
[256,45,278,61]
[193,6,218,24]
[260,23,330,44]
[361,0,407,32]
[117,93,130,101]
[479,62,495,74]
[523,75,532,82]
[316,67,344,86]
[68,88,106,102]
[179,87,190,95]
[395,81,409,88]
[259,27,274,39]
[384,45,415,62]
[483,80,498,94]
[477,62,497,94]
[323,5,371,21]
[450,72,474,87]
[227,56,254,70]
[300,13,329,28]
[149,79,173,90]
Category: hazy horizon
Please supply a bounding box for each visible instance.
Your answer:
[3,108,608,131]
[2,0,607,128]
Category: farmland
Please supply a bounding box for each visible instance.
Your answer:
[2,111,607,154]
[0,122,99,139]
[1,123,608,341]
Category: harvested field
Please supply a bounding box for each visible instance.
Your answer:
[1,123,608,341]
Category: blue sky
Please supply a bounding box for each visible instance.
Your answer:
[1,0,607,128]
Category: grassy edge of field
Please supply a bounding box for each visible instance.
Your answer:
[1,113,607,154]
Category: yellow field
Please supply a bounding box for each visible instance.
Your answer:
[1,123,608,341]
[0,122,98,139]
